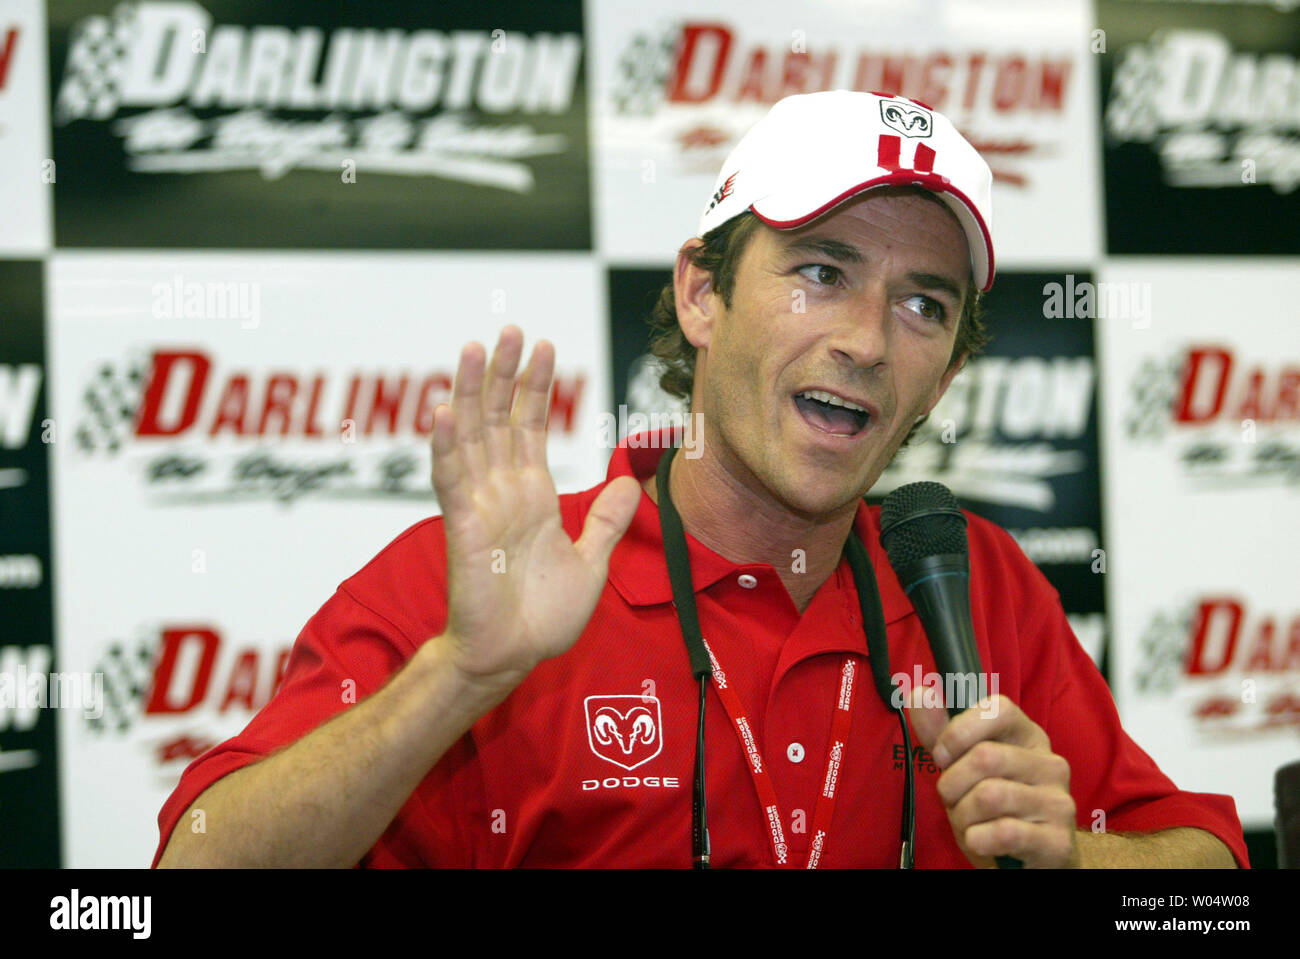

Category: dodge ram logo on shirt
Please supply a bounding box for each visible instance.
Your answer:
[584,695,663,771]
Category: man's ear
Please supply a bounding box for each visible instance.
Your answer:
[674,239,716,350]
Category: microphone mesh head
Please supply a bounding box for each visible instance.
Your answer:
[879,481,968,568]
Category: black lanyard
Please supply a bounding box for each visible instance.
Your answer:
[654,443,916,869]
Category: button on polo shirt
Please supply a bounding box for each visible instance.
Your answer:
[153,431,1251,868]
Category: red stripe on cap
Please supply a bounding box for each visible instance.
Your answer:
[877,134,901,171]
[913,143,936,173]
[751,172,997,291]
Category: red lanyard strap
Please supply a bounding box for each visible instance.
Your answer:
[705,639,857,868]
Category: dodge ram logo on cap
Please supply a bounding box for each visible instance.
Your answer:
[879,100,933,138]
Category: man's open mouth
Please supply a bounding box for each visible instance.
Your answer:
[793,389,872,436]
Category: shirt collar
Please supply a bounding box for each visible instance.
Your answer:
[601,428,912,625]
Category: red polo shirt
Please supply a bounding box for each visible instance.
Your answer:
[153,434,1249,868]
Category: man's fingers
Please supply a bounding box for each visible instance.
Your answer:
[963,817,1077,868]
[573,476,641,573]
[928,696,1048,769]
[935,740,1071,808]
[451,341,488,481]
[483,326,524,470]
[946,774,1077,836]
[513,339,555,469]
[430,403,472,517]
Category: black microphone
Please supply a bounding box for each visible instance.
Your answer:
[1276,759,1300,869]
[880,481,1022,869]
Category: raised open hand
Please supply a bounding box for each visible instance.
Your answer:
[430,326,642,690]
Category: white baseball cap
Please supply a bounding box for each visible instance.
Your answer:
[698,90,995,292]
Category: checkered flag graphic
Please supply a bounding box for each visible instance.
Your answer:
[1135,605,1192,695]
[54,4,137,125]
[1104,42,1162,142]
[86,638,158,735]
[74,355,147,454]
[611,26,679,116]
[1124,354,1182,441]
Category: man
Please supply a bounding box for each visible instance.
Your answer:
[154,91,1246,868]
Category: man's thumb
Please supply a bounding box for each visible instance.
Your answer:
[574,475,641,570]
[903,684,950,752]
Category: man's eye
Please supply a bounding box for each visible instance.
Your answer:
[796,264,842,286]
[903,294,946,322]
